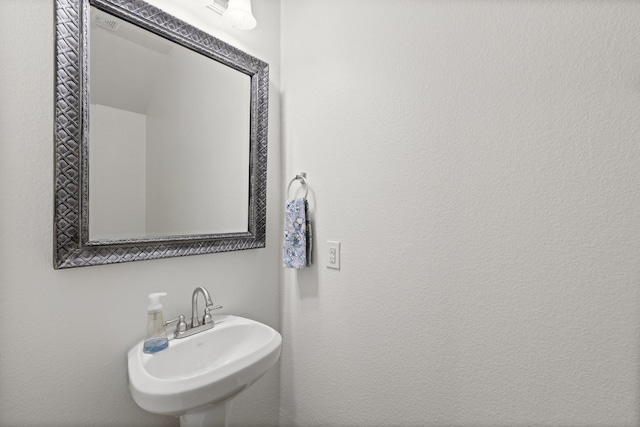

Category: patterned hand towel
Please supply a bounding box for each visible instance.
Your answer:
[304,199,312,267]
[283,198,312,269]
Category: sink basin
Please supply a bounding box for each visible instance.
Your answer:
[127,314,282,421]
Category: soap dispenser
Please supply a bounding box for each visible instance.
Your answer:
[143,292,169,354]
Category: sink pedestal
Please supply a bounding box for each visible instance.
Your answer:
[180,400,234,427]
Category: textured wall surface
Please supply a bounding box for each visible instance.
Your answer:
[0,1,280,426]
[280,1,640,426]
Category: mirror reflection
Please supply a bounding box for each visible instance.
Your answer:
[88,6,251,240]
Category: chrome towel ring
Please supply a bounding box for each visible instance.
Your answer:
[287,172,308,199]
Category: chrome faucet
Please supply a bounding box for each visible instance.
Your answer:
[165,286,222,339]
[192,286,214,328]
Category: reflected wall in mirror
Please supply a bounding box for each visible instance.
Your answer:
[54,0,269,268]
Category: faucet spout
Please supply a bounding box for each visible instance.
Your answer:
[191,286,213,328]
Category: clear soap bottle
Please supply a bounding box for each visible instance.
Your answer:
[143,292,169,354]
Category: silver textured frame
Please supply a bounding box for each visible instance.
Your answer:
[54,0,269,269]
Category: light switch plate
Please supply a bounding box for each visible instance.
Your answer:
[327,240,340,270]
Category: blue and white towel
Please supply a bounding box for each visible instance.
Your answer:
[283,198,312,269]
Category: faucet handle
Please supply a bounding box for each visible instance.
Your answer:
[203,305,223,325]
[165,315,188,337]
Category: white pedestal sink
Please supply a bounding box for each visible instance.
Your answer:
[127,314,282,427]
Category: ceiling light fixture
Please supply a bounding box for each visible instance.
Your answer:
[207,0,257,30]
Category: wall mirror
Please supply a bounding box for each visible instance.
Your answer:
[54,0,269,269]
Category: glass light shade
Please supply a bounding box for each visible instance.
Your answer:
[223,0,257,30]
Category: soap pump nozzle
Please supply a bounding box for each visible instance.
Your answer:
[147,292,167,312]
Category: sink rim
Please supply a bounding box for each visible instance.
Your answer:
[127,314,282,415]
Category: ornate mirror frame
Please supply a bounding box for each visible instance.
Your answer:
[54,0,269,269]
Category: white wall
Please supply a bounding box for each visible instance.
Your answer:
[89,104,147,240]
[0,1,280,426]
[280,1,640,426]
